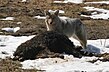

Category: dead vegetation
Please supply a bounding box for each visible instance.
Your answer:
[0,58,38,72]
[0,0,109,39]
[88,53,109,63]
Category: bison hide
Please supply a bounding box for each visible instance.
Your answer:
[13,31,82,61]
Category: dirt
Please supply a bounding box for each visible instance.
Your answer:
[0,0,109,71]
[88,53,109,63]
[0,58,40,72]
[0,0,109,39]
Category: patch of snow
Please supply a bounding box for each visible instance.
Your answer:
[54,0,83,4]
[0,17,15,20]
[0,35,35,59]
[21,58,66,69]
[85,1,109,4]
[33,16,46,19]
[1,27,20,33]
[70,38,109,53]
[21,57,109,72]
[64,0,83,3]
[0,35,109,71]
[22,0,27,2]
[81,7,109,19]
[83,7,109,13]
[17,22,22,25]
[54,1,63,3]
[91,12,98,15]
[49,10,65,14]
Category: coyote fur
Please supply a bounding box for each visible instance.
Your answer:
[44,10,87,49]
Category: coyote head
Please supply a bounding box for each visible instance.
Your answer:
[44,10,61,31]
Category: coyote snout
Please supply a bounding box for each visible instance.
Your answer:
[44,10,87,49]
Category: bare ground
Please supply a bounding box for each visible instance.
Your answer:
[0,0,109,39]
[0,0,109,71]
[0,58,39,72]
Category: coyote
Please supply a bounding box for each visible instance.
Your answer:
[44,10,87,49]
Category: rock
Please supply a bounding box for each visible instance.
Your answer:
[13,31,82,61]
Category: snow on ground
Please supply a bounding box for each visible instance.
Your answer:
[64,0,83,3]
[17,22,22,25]
[0,17,15,20]
[21,57,109,72]
[1,27,20,33]
[33,15,46,19]
[85,1,109,4]
[49,10,65,14]
[70,38,109,54]
[21,0,27,2]
[0,35,35,59]
[54,0,109,4]
[0,35,109,71]
[81,6,109,19]
[54,0,83,4]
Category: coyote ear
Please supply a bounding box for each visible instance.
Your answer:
[54,10,59,16]
[44,10,50,16]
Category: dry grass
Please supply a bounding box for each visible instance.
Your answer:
[0,58,38,72]
[0,0,109,38]
[83,20,109,39]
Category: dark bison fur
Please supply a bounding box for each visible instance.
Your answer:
[13,31,82,61]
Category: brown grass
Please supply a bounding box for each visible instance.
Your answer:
[0,58,38,72]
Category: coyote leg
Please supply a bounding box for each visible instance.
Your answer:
[74,25,87,49]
